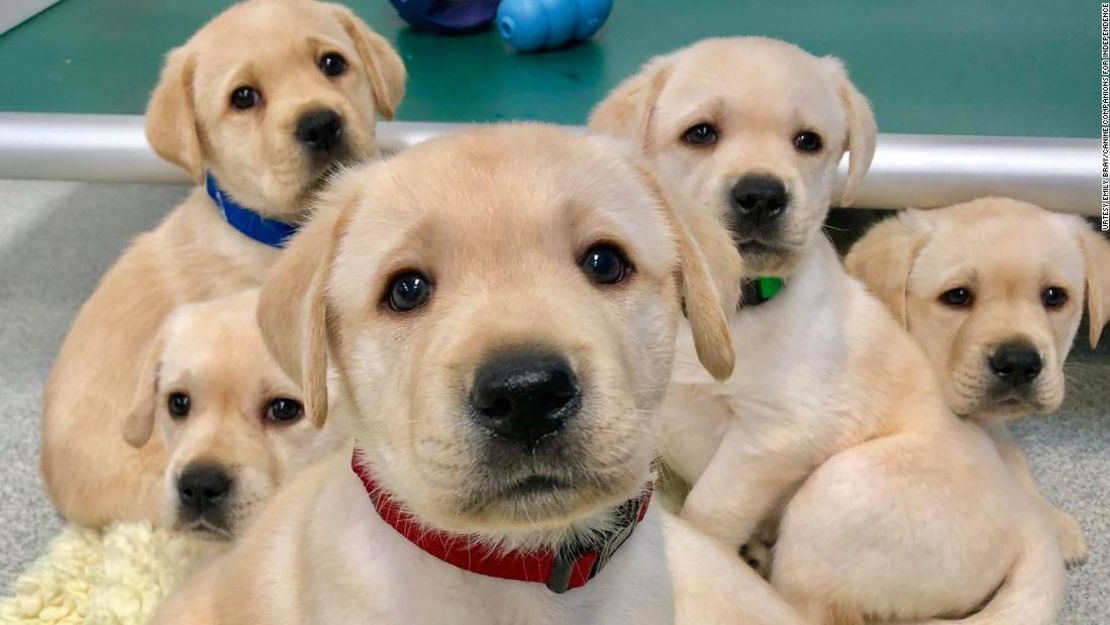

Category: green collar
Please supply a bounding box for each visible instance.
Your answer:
[739,276,785,308]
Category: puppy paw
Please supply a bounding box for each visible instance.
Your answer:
[739,540,773,579]
[1053,510,1088,568]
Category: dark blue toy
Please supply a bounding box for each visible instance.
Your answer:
[387,0,613,52]
[497,0,612,52]
[388,0,500,33]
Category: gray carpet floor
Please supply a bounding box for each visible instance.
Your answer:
[0,179,1106,622]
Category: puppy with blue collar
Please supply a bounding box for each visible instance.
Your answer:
[42,0,405,528]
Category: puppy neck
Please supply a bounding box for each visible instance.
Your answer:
[736,237,839,313]
[205,173,300,248]
[351,448,654,593]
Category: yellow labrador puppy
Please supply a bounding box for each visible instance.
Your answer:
[42,0,404,526]
[591,38,1063,624]
[147,124,805,625]
[122,289,344,539]
[846,197,1110,567]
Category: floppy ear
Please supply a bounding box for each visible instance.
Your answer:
[588,55,673,149]
[123,328,167,449]
[634,166,735,380]
[844,210,929,327]
[1077,226,1110,347]
[332,5,406,120]
[145,46,203,181]
[258,203,351,429]
[672,210,736,381]
[824,57,877,206]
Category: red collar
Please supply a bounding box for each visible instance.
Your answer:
[351,449,652,594]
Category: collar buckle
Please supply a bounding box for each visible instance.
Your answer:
[545,553,581,594]
[545,490,649,594]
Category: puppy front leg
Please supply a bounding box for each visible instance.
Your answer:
[681,426,805,550]
[986,423,1087,567]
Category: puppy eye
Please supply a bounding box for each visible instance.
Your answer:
[579,244,633,285]
[265,397,304,423]
[319,53,348,78]
[793,130,823,153]
[386,271,433,312]
[939,287,973,308]
[230,86,262,110]
[168,393,191,419]
[682,123,718,147]
[1042,286,1068,310]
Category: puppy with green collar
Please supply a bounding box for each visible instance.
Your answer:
[592,37,1064,625]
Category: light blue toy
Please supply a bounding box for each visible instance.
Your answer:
[496,0,613,52]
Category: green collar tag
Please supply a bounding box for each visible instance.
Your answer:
[756,276,784,301]
[739,276,785,308]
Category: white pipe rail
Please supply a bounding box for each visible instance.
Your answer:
[0,113,1097,215]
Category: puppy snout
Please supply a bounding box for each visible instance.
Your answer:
[469,351,582,449]
[295,108,345,154]
[988,342,1043,386]
[177,464,233,517]
[730,174,788,228]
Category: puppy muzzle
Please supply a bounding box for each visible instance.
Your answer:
[725,173,796,267]
[175,463,234,538]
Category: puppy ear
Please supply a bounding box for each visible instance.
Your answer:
[674,213,736,381]
[258,202,351,429]
[145,47,203,181]
[825,57,877,206]
[1077,225,1110,347]
[589,55,673,149]
[123,328,167,449]
[635,166,735,380]
[332,5,406,120]
[844,210,929,327]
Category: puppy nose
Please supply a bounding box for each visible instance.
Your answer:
[470,351,581,448]
[730,174,788,227]
[177,465,232,515]
[295,108,344,154]
[988,343,1043,386]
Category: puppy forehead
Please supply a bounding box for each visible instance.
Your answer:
[915,206,1085,288]
[197,0,345,42]
[336,128,675,277]
[188,1,349,75]
[159,296,277,382]
[661,38,842,127]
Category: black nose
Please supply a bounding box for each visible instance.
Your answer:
[470,351,581,449]
[988,343,1043,386]
[730,174,788,227]
[295,108,344,154]
[177,465,232,516]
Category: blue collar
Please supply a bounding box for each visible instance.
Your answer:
[205,173,299,248]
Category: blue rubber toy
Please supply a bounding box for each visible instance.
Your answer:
[497,0,613,52]
[388,0,500,33]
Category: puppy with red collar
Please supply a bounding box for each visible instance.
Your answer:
[147,125,804,625]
